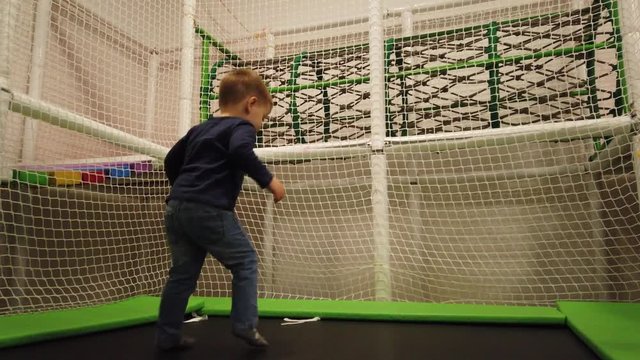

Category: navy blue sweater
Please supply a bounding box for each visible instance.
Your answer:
[164,116,273,211]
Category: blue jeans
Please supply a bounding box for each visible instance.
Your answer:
[156,200,258,348]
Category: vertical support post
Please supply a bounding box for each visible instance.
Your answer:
[265,29,275,59]
[2,0,26,306]
[198,38,211,123]
[178,0,196,137]
[262,29,276,292]
[144,50,159,140]
[262,198,275,293]
[0,89,9,180]
[289,52,306,144]
[400,9,413,41]
[0,0,13,179]
[371,153,390,300]
[369,0,391,301]
[0,1,11,88]
[486,21,501,128]
[400,9,422,244]
[21,0,52,163]
[580,0,610,288]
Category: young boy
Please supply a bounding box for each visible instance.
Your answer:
[156,68,285,351]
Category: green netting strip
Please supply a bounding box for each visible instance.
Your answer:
[196,297,565,325]
[558,301,640,360]
[0,296,204,348]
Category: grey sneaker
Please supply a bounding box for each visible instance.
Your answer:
[232,328,270,347]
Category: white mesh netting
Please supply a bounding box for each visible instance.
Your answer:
[1,0,639,314]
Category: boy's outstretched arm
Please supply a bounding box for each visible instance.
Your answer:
[229,124,285,202]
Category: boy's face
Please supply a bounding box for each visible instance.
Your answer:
[245,96,272,130]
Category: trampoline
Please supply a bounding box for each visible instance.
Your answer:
[0,317,599,360]
[1,297,638,359]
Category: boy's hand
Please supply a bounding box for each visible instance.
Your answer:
[268,177,285,203]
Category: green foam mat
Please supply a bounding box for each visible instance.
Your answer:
[558,301,640,360]
[12,169,49,186]
[0,296,204,348]
[197,297,565,325]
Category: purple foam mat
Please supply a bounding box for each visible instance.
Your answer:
[130,162,153,171]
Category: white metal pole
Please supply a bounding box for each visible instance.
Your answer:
[387,116,634,153]
[585,0,630,277]
[369,0,391,301]
[265,29,276,59]
[0,0,11,88]
[571,0,591,11]
[0,89,10,180]
[2,0,27,307]
[607,1,639,246]
[371,153,390,300]
[10,92,170,160]
[369,1,385,152]
[21,0,52,163]
[0,0,14,179]
[399,8,422,244]
[263,199,275,292]
[401,9,413,37]
[263,28,276,293]
[9,93,634,167]
[178,0,196,137]
[145,49,159,140]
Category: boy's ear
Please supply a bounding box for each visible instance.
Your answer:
[241,96,252,114]
[245,96,258,113]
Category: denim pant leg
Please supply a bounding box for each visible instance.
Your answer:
[156,201,207,347]
[183,209,259,331]
[220,212,259,331]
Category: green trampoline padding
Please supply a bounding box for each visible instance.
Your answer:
[0,296,204,348]
[558,301,640,360]
[17,296,636,352]
[196,297,565,325]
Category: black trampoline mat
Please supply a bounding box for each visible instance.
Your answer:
[0,317,601,360]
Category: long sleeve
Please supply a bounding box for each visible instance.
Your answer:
[228,123,273,188]
[164,133,189,186]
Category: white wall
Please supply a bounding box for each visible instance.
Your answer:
[75,0,182,51]
[620,0,640,108]
[4,0,186,165]
[3,1,36,167]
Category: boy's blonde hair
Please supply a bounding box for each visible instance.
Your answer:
[219,69,272,111]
